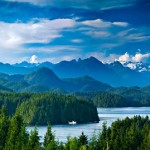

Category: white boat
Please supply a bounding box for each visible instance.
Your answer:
[68,121,77,125]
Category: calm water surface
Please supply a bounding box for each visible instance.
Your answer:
[27,107,150,143]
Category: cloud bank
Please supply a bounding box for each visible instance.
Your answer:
[118,52,150,63]
[0,16,149,63]
[0,19,75,49]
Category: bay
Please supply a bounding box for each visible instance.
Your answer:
[27,107,150,143]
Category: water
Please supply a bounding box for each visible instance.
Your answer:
[27,107,150,143]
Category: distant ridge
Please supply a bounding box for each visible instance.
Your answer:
[0,67,111,92]
[52,56,121,86]
[0,56,150,86]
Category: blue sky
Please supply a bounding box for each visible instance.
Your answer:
[0,0,150,63]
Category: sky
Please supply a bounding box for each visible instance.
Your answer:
[0,0,150,63]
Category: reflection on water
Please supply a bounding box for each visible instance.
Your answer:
[27,107,150,143]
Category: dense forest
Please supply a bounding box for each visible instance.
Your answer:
[73,91,150,107]
[0,107,149,150]
[0,92,99,125]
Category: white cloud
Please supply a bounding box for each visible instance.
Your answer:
[126,33,150,42]
[118,52,150,63]
[132,53,150,62]
[30,55,38,63]
[139,67,147,72]
[7,0,46,5]
[84,31,111,38]
[0,15,149,64]
[79,19,148,53]
[82,19,111,28]
[71,39,83,43]
[28,45,80,53]
[0,17,148,52]
[0,19,75,49]
[92,52,150,64]
[117,28,134,37]
[126,63,137,70]
[113,22,128,27]
[118,52,130,63]
[117,28,150,44]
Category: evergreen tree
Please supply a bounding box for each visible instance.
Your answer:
[29,127,41,150]
[79,132,88,146]
[143,130,150,150]
[97,121,108,150]
[88,131,97,150]
[45,140,57,150]
[68,137,80,150]
[43,123,55,149]
[4,114,28,150]
[0,106,10,150]
[15,125,29,150]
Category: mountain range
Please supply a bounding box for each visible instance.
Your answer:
[0,67,111,93]
[0,56,150,87]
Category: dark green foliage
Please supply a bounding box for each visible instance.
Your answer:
[79,132,88,146]
[100,116,150,150]
[0,106,10,150]
[74,92,130,107]
[4,114,29,150]
[0,92,99,125]
[16,93,99,125]
[43,124,55,148]
[143,130,150,150]
[74,91,150,107]
[88,132,97,150]
[92,92,129,107]
[98,122,108,149]
[109,86,150,106]
[0,92,32,115]
[28,127,41,150]
[65,137,80,150]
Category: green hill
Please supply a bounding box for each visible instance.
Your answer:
[63,76,111,92]
[24,67,63,88]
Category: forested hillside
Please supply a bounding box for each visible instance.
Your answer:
[73,91,150,107]
[0,92,99,125]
